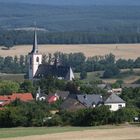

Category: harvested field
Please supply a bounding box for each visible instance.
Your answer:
[0,126,140,140]
[0,44,140,59]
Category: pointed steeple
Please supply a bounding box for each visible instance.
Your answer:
[31,27,38,54]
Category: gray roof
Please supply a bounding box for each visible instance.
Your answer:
[34,64,72,80]
[47,91,70,100]
[104,93,125,104]
[77,94,103,107]
[97,84,111,90]
[30,29,38,54]
[60,96,85,111]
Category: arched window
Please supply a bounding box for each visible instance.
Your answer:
[36,57,39,62]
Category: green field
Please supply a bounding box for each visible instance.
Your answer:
[75,68,140,84]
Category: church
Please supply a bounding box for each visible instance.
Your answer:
[28,29,75,81]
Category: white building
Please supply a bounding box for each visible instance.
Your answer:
[28,29,42,80]
[104,93,126,111]
[28,29,75,81]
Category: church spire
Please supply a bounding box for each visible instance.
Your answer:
[31,27,38,54]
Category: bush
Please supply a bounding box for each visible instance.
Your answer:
[45,115,62,126]
[103,65,120,78]
[80,71,87,80]
[72,106,111,126]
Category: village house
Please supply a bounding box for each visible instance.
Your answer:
[104,93,126,111]
[36,89,70,103]
[60,93,125,111]
[0,93,34,108]
[108,88,122,95]
[60,94,86,111]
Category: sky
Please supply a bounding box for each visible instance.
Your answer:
[0,0,140,5]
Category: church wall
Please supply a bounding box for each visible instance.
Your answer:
[28,54,42,80]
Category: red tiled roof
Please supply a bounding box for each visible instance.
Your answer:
[11,93,33,101]
[0,96,11,101]
[48,96,59,103]
[0,107,4,110]
[0,93,33,107]
[1,100,11,107]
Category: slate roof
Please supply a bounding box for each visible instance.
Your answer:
[55,91,69,100]
[34,64,71,79]
[29,29,38,54]
[77,94,103,107]
[60,96,85,111]
[104,93,125,104]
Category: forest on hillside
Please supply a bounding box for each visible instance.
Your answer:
[1,3,140,44]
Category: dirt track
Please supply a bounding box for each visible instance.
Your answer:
[2,127,140,140]
[0,44,140,59]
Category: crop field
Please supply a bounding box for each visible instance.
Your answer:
[0,44,140,59]
[0,126,139,140]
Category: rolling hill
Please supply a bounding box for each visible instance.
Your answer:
[0,2,140,32]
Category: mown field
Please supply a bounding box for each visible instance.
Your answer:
[75,68,140,84]
[0,126,139,140]
[0,73,25,82]
[0,44,140,59]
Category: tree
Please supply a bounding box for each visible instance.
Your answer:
[0,81,20,95]
[20,80,35,93]
[103,65,120,78]
[3,35,14,50]
[80,71,87,80]
[135,57,140,68]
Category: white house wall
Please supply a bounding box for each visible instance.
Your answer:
[105,103,126,111]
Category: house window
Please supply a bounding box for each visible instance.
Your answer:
[118,104,122,109]
[36,57,39,62]
[108,105,112,109]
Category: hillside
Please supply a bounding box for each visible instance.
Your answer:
[0,2,140,33]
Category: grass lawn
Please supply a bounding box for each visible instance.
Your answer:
[0,126,118,139]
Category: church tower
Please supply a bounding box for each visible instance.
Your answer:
[28,28,42,80]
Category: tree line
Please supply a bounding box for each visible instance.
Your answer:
[0,104,139,127]
[1,53,140,78]
[1,30,140,48]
